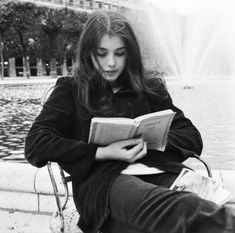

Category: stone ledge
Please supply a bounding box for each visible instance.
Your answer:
[0,77,57,85]
[0,161,72,195]
[0,161,74,213]
[1,161,234,199]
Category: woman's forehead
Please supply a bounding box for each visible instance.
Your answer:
[98,34,125,50]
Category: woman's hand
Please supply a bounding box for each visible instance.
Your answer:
[95,138,147,163]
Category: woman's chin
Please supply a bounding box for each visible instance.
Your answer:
[104,75,119,84]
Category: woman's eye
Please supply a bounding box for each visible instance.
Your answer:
[96,53,107,57]
[95,51,126,58]
[115,52,126,57]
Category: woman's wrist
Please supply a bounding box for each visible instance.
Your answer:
[95,147,108,160]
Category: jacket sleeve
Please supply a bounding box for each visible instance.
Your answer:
[24,77,98,182]
[148,81,203,162]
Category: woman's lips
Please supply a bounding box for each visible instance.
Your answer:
[104,70,118,76]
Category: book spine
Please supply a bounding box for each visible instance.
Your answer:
[88,121,97,143]
[132,120,140,138]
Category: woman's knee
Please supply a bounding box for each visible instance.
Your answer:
[109,175,158,216]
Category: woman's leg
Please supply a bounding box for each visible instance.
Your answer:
[102,174,235,233]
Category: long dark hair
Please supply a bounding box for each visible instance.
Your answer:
[74,10,163,116]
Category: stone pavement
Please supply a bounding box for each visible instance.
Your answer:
[0,210,51,233]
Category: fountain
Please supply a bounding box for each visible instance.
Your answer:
[128,0,235,85]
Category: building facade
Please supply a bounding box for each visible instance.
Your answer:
[19,0,141,12]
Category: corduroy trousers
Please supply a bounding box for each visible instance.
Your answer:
[102,173,235,233]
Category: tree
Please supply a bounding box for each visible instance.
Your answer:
[0,1,89,78]
[37,6,88,77]
[0,0,14,78]
[7,1,39,78]
[56,8,88,74]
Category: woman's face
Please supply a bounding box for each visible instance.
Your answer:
[91,34,127,86]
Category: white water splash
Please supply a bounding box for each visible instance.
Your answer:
[131,0,235,82]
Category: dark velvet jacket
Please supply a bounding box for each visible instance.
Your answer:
[25,76,203,233]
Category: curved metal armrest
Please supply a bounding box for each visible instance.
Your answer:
[191,154,212,178]
[47,161,71,214]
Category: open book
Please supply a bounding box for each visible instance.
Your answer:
[88,109,175,151]
[170,168,232,205]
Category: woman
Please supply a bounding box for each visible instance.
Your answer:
[25,10,235,233]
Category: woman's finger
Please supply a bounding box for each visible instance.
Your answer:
[132,141,147,162]
[125,141,146,162]
[127,141,143,155]
[118,138,143,148]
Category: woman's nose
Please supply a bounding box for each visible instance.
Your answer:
[106,54,116,68]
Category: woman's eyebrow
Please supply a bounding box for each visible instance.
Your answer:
[116,47,126,50]
[97,47,107,51]
[116,47,126,51]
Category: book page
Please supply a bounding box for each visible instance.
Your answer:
[135,109,174,122]
[91,117,134,124]
[170,168,232,205]
[89,121,136,145]
[136,111,175,151]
